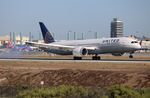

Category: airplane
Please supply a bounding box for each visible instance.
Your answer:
[26,22,148,60]
[12,45,35,52]
[5,41,36,52]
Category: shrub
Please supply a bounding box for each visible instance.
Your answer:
[16,85,89,98]
[107,85,142,98]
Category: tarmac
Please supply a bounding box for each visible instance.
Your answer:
[0,50,149,63]
[0,58,149,63]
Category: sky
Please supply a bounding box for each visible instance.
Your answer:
[0,0,150,40]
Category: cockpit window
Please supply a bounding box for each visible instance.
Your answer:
[131,41,138,43]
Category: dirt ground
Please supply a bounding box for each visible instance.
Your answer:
[0,57,150,88]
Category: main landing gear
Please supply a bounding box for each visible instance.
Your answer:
[73,56,82,60]
[73,55,101,60]
[129,52,134,58]
[92,54,101,60]
[129,54,133,58]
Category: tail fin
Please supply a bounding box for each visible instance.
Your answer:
[39,22,55,43]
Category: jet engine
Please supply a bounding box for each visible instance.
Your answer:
[112,53,124,56]
[73,47,88,57]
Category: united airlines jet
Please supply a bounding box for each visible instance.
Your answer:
[26,22,146,60]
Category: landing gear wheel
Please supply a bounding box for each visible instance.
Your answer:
[92,56,101,60]
[129,55,133,58]
[73,56,82,60]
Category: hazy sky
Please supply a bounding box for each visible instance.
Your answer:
[0,0,150,40]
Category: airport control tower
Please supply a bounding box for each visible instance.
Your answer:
[111,18,123,37]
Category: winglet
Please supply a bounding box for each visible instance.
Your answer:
[39,22,55,43]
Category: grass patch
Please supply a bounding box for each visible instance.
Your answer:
[16,85,150,98]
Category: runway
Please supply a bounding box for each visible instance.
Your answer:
[0,58,149,63]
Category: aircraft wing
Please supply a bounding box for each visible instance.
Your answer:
[25,42,98,51]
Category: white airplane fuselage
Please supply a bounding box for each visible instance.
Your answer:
[43,37,141,55]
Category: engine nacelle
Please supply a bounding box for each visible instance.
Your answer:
[112,53,124,56]
[73,47,88,57]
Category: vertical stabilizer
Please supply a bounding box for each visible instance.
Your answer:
[39,22,55,43]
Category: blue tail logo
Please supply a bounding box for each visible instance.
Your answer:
[39,22,55,43]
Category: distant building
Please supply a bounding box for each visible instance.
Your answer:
[15,35,29,44]
[0,35,9,46]
[0,35,29,46]
[111,18,123,37]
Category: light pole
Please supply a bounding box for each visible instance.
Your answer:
[10,32,12,42]
[29,32,32,41]
[95,32,98,39]
[82,33,84,40]
[20,32,22,45]
[67,30,72,40]
[74,32,76,40]
[13,32,16,45]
